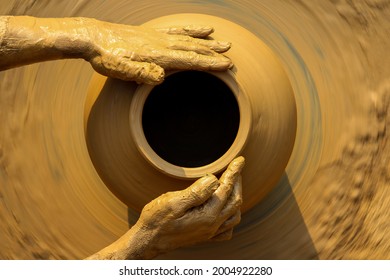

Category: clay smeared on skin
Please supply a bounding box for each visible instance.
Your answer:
[0,16,9,44]
[0,14,241,260]
[87,157,244,260]
[0,16,232,84]
[1,0,390,260]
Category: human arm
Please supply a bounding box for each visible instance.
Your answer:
[0,16,232,84]
[86,157,244,260]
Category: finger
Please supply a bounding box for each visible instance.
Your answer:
[141,49,233,71]
[210,228,233,242]
[182,37,231,53]
[167,41,216,56]
[155,25,214,38]
[214,210,241,236]
[219,175,242,220]
[204,157,245,214]
[91,57,165,84]
[174,174,220,214]
[219,156,245,189]
[165,34,231,53]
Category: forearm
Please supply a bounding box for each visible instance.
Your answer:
[86,223,159,260]
[0,16,94,70]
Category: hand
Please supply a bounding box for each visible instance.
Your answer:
[135,156,244,258]
[86,157,244,260]
[86,21,233,84]
[0,16,232,83]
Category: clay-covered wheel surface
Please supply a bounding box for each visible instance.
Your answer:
[0,0,389,259]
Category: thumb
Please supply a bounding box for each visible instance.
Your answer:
[176,174,219,213]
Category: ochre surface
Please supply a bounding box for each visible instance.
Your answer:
[87,158,244,260]
[0,0,390,259]
[86,14,296,214]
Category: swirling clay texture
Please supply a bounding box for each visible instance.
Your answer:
[0,0,390,259]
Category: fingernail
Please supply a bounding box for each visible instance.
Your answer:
[221,41,231,49]
[235,156,245,165]
[230,156,245,172]
[200,26,214,33]
[215,41,231,52]
[214,57,233,70]
[222,57,233,66]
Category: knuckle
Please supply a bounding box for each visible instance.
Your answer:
[199,174,218,187]
[188,191,202,203]
[187,51,200,60]
[155,193,174,209]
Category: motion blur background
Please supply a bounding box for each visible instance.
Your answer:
[0,0,389,259]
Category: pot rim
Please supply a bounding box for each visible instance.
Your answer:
[129,69,252,179]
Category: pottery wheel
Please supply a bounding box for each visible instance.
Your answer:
[0,0,389,259]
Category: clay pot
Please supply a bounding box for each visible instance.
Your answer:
[5,1,375,260]
[85,14,297,213]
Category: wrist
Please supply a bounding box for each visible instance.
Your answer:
[50,17,96,60]
[86,222,160,260]
[124,222,161,259]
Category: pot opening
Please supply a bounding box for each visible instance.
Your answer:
[142,71,240,168]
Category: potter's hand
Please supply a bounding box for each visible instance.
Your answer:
[86,157,244,260]
[136,156,244,258]
[0,16,232,84]
[88,22,232,84]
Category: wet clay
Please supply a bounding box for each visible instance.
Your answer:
[0,13,241,259]
[0,0,390,259]
[0,15,232,84]
[86,14,296,212]
[87,158,244,259]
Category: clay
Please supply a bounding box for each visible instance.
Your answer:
[85,14,296,215]
[87,157,244,259]
[0,0,390,260]
[0,14,241,259]
[0,16,232,84]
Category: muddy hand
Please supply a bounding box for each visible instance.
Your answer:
[86,157,244,260]
[0,17,232,84]
[134,156,244,258]
[88,22,232,84]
